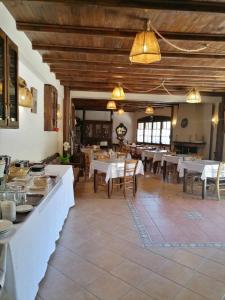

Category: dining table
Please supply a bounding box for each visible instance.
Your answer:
[178,159,225,199]
[161,154,192,181]
[89,158,144,198]
[142,150,168,173]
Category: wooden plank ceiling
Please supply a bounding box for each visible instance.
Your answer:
[3,0,225,97]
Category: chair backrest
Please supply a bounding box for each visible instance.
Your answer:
[124,159,138,178]
[217,162,225,181]
[96,154,110,160]
[84,152,90,169]
[117,152,127,159]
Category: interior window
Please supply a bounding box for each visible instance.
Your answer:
[137,118,171,145]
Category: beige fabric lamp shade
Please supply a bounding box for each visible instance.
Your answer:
[111,85,125,100]
[129,31,161,64]
[106,100,117,110]
[145,106,154,115]
[186,88,202,103]
[117,108,124,115]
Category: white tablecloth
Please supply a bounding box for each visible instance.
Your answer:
[90,159,144,182]
[161,154,193,168]
[0,165,75,300]
[142,150,168,162]
[178,160,224,180]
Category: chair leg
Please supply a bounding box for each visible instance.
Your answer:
[217,184,221,201]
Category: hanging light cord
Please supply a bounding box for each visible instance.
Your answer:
[123,80,172,95]
[148,20,208,53]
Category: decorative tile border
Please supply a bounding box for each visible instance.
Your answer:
[126,198,225,248]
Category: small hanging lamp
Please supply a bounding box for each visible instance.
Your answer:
[129,20,161,64]
[18,77,33,108]
[186,88,202,104]
[117,108,125,115]
[111,83,125,100]
[145,106,154,115]
[106,100,117,110]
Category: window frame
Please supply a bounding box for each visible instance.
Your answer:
[136,116,171,146]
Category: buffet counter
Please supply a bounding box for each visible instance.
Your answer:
[0,165,75,300]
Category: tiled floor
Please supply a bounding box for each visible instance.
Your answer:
[37,174,225,300]
[135,173,225,245]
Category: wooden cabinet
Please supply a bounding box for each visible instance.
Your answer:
[0,29,19,128]
[44,84,58,131]
[83,121,112,146]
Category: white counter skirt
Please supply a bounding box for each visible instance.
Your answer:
[0,165,75,300]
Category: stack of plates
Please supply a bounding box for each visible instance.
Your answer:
[0,220,13,235]
[16,205,33,213]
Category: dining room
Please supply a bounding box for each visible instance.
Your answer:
[2,1,225,300]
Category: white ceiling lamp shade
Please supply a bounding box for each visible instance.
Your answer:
[145,106,154,115]
[186,88,202,103]
[111,84,125,100]
[106,100,117,110]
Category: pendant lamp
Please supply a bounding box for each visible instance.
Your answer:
[117,108,124,115]
[112,84,125,100]
[107,100,117,110]
[186,88,201,103]
[145,106,154,115]
[129,21,161,64]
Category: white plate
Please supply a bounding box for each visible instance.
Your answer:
[16,205,33,213]
[0,220,13,233]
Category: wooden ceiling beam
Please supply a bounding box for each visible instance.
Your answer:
[54,71,225,80]
[61,80,225,89]
[17,21,225,42]
[50,62,225,75]
[22,0,225,14]
[61,80,225,91]
[56,75,225,86]
[34,43,225,59]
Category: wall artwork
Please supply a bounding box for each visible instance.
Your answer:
[31,87,37,113]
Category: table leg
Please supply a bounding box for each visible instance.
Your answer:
[94,169,97,193]
[107,179,111,198]
[163,161,167,181]
[183,169,187,192]
[135,175,137,193]
[144,157,147,172]
[153,162,158,174]
[202,179,206,200]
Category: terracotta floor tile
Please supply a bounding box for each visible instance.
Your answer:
[110,259,153,287]
[119,288,155,300]
[86,273,131,300]
[170,249,206,269]
[174,288,209,300]
[158,259,195,285]
[185,272,225,300]
[198,260,225,283]
[137,272,182,300]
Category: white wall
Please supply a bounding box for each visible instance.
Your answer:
[172,103,213,158]
[112,112,135,144]
[0,3,64,162]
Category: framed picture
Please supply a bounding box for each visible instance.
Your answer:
[31,87,37,113]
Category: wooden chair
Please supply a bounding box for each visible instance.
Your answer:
[84,152,91,181]
[216,162,225,200]
[207,162,225,200]
[111,159,138,198]
[117,152,127,159]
